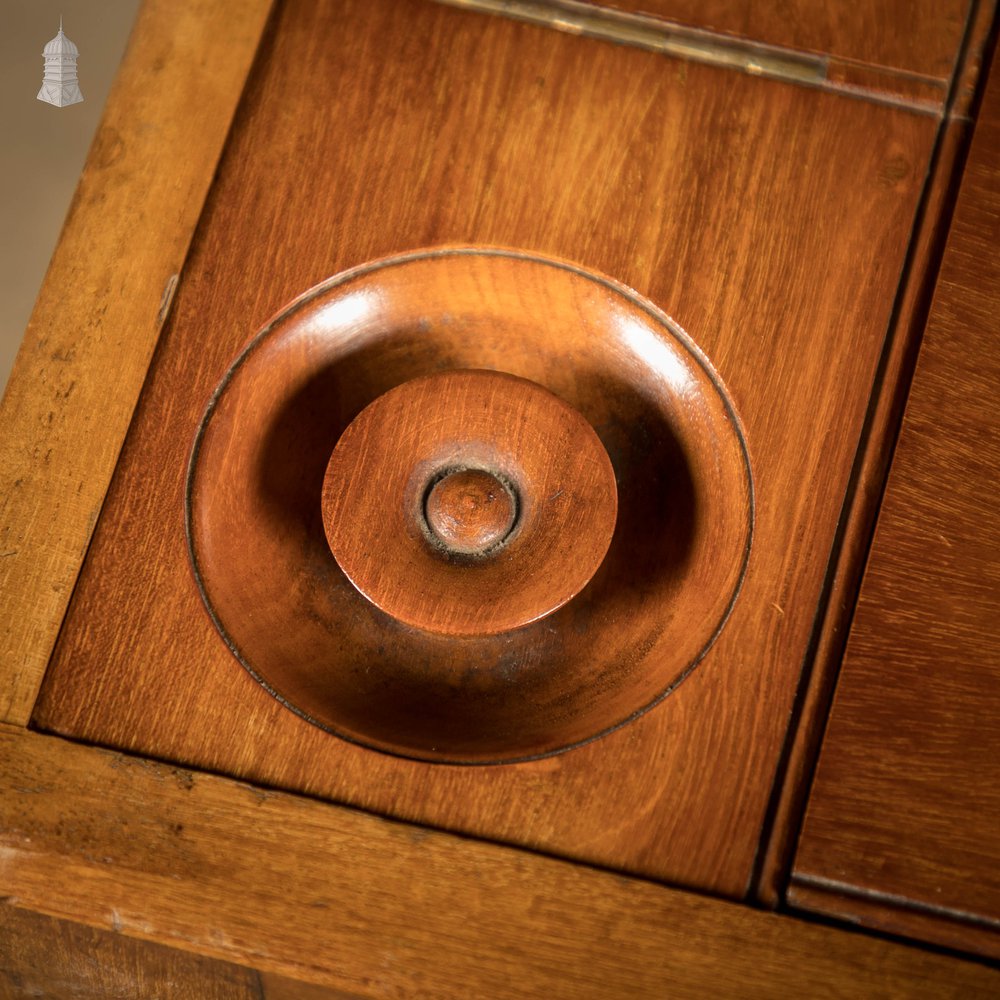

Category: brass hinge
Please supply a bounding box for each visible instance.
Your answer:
[433,0,827,87]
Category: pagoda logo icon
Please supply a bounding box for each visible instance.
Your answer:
[37,18,83,108]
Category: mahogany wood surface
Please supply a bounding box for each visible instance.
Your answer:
[789,880,1000,964]
[753,112,977,905]
[35,0,938,895]
[0,904,260,1000]
[0,0,274,727]
[2,726,997,999]
[438,0,960,111]
[791,48,1000,956]
[581,0,971,81]
[953,0,1000,117]
[320,367,620,638]
[423,468,520,555]
[752,7,994,907]
[186,254,751,763]
[261,978,367,1000]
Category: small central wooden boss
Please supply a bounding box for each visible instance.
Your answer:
[424,467,517,555]
[322,370,618,636]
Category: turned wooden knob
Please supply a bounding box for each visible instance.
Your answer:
[321,369,618,636]
[424,468,518,555]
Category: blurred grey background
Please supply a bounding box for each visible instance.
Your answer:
[0,1,142,396]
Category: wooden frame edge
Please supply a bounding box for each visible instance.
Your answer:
[0,0,274,725]
[2,725,996,998]
[755,24,999,910]
[788,879,1000,962]
[751,105,975,907]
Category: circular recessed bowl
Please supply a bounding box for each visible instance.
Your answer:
[186,247,753,763]
[321,369,618,636]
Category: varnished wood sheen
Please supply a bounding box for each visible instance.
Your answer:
[260,977,366,1000]
[0,0,273,725]
[441,0,968,109]
[952,0,1000,118]
[574,0,971,81]
[33,0,938,893]
[791,53,1000,957]
[188,252,750,761]
[1,0,998,984]
[754,116,977,906]
[1,727,997,998]
[424,468,518,554]
[321,366,619,638]
[789,880,1000,963]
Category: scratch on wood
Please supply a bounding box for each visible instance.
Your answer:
[157,273,180,327]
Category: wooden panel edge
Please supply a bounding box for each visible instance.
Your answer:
[0,0,274,725]
[0,726,996,998]
[260,972,372,1000]
[754,20,999,912]
[788,880,1000,962]
[750,116,972,906]
[952,0,998,119]
[788,30,1000,944]
[760,33,1000,924]
[435,0,949,110]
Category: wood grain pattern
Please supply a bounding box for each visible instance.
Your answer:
[2,727,997,999]
[186,254,751,763]
[952,0,1000,118]
[34,0,936,895]
[789,880,1000,963]
[0,903,259,1000]
[0,0,273,726]
[574,0,972,81]
[753,115,976,906]
[320,367,619,637]
[261,976,367,1000]
[422,468,520,555]
[791,48,1000,956]
[440,0,964,109]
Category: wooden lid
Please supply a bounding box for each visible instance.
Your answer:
[321,370,618,636]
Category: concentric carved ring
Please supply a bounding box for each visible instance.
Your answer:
[187,247,753,763]
[321,370,618,635]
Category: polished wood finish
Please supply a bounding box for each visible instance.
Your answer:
[578,0,971,81]
[0,0,997,986]
[753,114,977,905]
[1,726,996,999]
[187,251,750,762]
[953,0,1000,117]
[33,0,938,893]
[321,366,618,637]
[790,880,1000,964]
[0,0,274,727]
[0,904,259,1000]
[261,977,366,1000]
[441,0,975,109]
[791,51,1000,957]
[424,467,518,554]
